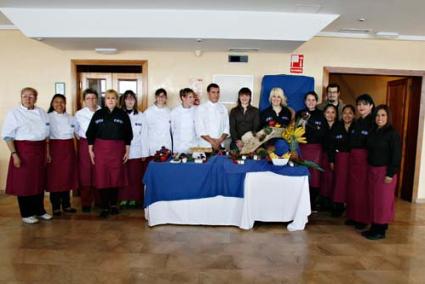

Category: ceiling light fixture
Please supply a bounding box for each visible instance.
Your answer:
[95,48,118,54]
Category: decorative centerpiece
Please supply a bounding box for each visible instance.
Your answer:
[154,146,171,162]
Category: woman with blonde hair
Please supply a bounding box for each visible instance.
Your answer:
[260,87,294,128]
[86,89,133,218]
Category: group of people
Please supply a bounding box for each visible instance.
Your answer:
[296,84,401,240]
[1,83,401,240]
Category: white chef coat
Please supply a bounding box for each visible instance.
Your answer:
[143,104,172,156]
[170,105,198,153]
[75,106,100,139]
[2,105,50,141]
[127,111,148,159]
[48,111,78,140]
[195,101,230,147]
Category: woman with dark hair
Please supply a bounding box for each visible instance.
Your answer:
[1,87,52,224]
[171,88,199,153]
[144,88,172,155]
[362,105,401,240]
[346,94,375,230]
[320,104,338,209]
[75,88,101,212]
[118,90,147,208]
[46,94,78,216]
[229,87,260,150]
[86,89,133,218]
[296,91,325,210]
[330,104,356,217]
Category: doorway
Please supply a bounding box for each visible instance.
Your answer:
[71,60,148,112]
[323,67,425,202]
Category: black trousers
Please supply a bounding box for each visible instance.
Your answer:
[17,193,46,218]
[49,191,71,211]
[100,188,118,210]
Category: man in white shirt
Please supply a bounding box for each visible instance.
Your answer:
[195,83,229,150]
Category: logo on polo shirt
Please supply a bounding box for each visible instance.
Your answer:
[361,130,368,135]
[95,119,104,124]
[336,134,343,139]
[135,123,142,126]
[114,119,124,124]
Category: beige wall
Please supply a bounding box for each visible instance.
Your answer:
[1,30,425,200]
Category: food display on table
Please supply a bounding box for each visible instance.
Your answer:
[153,146,172,162]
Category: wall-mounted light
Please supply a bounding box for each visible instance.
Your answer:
[95,48,118,54]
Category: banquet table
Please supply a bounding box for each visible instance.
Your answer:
[143,156,311,231]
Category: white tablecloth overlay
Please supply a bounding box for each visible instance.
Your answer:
[145,171,311,231]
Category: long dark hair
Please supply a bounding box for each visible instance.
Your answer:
[48,94,66,113]
[237,87,252,107]
[373,104,392,129]
[120,90,138,114]
[323,104,338,124]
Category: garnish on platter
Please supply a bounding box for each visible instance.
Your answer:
[153,146,171,162]
[269,151,290,166]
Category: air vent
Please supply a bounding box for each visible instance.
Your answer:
[228,55,248,63]
[338,28,372,34]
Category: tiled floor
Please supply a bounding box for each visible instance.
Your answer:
[0,194,424,283]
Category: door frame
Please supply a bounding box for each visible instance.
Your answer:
[71,59,148,112]
[323,66,425,203]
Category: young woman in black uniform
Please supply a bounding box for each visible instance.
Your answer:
[362,105,401,240]
[330,105,356,217]
[346,94,375,230]
[296,91,325,210]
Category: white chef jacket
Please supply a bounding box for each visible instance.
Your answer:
[195,101,230,147]
[75,106,100,139]
[2,105,50,141]
[128,111,148,159]
[143,104,172,156]
[48,111,78,140]
[170,105,198,153]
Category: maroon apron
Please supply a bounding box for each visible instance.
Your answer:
[78,138,95,187]
[300,143,322,188]
[6,140,46,196]
[368,166,397,224]
[332,152,350,203]
[320,153,334,198]
[94,139,128,189]
[346,149,371,223]
[47,139,78,192]
[119,158,143,201]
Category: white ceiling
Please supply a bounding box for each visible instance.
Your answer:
[1,0,425,51]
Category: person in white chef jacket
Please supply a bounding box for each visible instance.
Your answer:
[1,87,52,224]
[170,88,199,154]
[195,83,230,150]
[143,88,172,156]
[119,90,148,208]
[46,94,78,216]
[74,88,101,212]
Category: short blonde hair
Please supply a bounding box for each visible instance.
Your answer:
[268,87,287,106]
[104,89,119,99]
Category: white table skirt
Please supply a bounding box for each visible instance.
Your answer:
[145,172,311,231]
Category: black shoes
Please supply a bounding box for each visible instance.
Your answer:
[82,207,91,213]
[99,210,109,218]
[63,207,77,213]
[361,230,386,240]
[110,207,119,215]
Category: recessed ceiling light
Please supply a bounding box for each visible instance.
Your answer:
[95,48,118,54]
[375,32,399,39]
[358,18,366,22]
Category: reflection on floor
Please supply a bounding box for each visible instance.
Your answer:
[0,194,424,283]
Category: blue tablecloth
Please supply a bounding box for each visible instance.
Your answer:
[144,156,309,207]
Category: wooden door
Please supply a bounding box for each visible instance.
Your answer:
[78,72,145,111]
[386,78,421,201]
